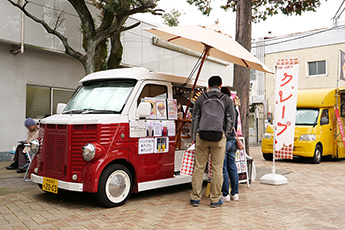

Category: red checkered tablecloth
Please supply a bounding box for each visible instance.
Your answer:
[275,144,293,160]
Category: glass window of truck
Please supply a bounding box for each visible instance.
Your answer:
[64,80,136,114]
[295,108,319,125]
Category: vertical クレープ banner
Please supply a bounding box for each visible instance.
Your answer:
[274,59,300,159]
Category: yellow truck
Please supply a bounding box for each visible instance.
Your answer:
[261,88,345,164]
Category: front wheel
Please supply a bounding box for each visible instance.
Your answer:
[96,164,132,208]
[263,153,273,161]
[311,145,322,164]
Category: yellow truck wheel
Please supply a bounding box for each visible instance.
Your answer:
[311,145,322,164]
[263,153,273,161]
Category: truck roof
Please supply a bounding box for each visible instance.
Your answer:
[297,87,345,108]
[80,67,208,87]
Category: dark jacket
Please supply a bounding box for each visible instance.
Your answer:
[191,87,235,141]
[228,105,238,141]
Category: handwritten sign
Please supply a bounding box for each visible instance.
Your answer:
[130,121,147,138]
[274,59,300,159]
[138,138,154,154]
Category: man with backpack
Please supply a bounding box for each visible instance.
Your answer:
[190,76,235,208]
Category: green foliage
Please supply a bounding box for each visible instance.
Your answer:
[188,0,324,22]
[187,0,212,15]
[92,0,159,17]
[162,9,184,26]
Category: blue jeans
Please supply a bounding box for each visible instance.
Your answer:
[222,139,239,196]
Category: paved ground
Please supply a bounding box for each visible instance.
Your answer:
[1,146,345,230]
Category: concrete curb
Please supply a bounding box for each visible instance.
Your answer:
[0,152,12,161]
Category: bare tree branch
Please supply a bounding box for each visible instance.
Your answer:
[92,19,122,46]
[96,8,115,33]
[121,22,141,32]
[67,0,96,42]
[7,0,85,62]
[53,10,65,31]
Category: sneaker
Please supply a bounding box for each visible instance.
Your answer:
[6,162,18,170]
[230,194,239,201]
[221,194,230,202]
[18,162,29,171]
[190,200,200,207]
[210,199,223,208]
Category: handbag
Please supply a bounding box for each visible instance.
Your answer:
[180,144,213,177]
[180,144,195,176]
[234,128,245,150]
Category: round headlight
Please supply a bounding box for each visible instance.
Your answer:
[30,139,40,154]
[82,143,96,161]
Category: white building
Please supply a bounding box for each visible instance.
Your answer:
[0,1,233,157]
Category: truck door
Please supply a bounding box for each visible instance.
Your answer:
[319,109,334,156]
[128,81,175,183]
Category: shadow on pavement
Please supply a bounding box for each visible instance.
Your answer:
[30,181,193,208]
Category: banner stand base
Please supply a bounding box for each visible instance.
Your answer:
[260,173,287,185]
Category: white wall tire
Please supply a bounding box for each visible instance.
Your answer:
[96,164,132,207]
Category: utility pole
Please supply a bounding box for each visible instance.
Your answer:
[333,0,345,27]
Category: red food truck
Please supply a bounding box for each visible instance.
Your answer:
[29,67,207,207]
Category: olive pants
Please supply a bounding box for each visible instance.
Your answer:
[190,134,226,203]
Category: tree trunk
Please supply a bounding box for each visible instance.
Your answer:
[107,32,123,69]
[82,40,108,75]
[233,0,252,154]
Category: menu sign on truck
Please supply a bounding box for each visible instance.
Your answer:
[274,59,300,159]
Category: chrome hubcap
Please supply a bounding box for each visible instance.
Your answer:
[105,170,130,203]
[315,150,321,160]
[109,174,126,197]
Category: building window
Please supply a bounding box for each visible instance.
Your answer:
[308,60,326,77]
[26,85,74,119]
[26,86,51,119]
[250,69,256,82]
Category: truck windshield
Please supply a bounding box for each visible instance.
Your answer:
[63,80,136,114]
[295,108,319,125]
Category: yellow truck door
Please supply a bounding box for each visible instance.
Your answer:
[319,108,334,156]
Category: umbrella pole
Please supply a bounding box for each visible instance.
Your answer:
[176,45,211,146]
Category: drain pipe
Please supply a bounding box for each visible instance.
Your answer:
[20,0,25,54]
[11,0,25,55]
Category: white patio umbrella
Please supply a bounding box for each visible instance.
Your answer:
[144,23,273,141]
[144,24,273,74]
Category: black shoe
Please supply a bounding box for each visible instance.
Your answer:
[6,162,18,170]
[18,162,29,171]
[17,169,26,173]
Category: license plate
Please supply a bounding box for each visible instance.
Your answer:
[42,177,58,194]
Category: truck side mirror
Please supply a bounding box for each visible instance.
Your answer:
[136,102,151,118]
[56,103,67,114]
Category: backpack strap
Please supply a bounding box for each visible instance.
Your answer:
[201,92,209,100]
[218,93,227,100]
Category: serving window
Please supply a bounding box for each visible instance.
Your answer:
[137,84,168,105]
[173,85,205,150]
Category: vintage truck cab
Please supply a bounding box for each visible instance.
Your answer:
[29,67,206,207]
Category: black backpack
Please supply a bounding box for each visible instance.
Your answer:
[198,92,226,142]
